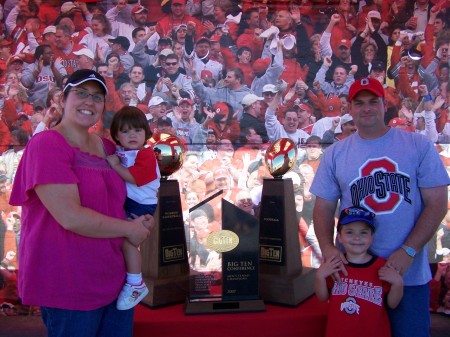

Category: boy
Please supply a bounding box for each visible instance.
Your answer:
[315,206,404,337]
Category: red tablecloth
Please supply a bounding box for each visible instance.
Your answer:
[134,295,329,337]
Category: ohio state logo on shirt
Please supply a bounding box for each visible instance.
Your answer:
[349,157,411,213]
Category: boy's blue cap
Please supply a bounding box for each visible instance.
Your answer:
[338,206,375,231]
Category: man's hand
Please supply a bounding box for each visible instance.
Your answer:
[386,248,414,275]
[321,245,348,282]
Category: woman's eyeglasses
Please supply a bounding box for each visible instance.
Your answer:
[71,89,105,103]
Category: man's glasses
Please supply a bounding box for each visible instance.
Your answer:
[263,92,276,96]
[71,89,105,103]
[165,62,178,66]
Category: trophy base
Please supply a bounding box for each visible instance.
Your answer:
[259,267,316,307]
[184,298,266,315]
[141,275,189,308]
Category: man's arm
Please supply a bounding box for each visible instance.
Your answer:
[387,186,448,275]
[313,197,348,279]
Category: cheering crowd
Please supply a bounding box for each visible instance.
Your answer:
[0,0,450,317]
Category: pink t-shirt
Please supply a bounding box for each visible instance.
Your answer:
[10,130,127,310]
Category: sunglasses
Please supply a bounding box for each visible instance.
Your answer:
[165,62,178,66]
[263,92,276,96]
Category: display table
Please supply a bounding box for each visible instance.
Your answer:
[133,295,329,337]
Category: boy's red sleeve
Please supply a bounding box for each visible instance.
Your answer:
[128,148,159,187]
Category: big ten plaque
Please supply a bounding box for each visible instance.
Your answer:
[185,191,265,314]
[259,138,316,306]
[140,132,189,308]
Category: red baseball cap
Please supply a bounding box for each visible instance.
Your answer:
[348,77,385,102]
[131,5,148,14]
[338,39,351,49]
[178,98,193,106]
[296,103,312,115]
[213,102,229,115]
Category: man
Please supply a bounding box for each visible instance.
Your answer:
[189,64,253,117]
[185,36,223,84]
[296,103,314,135]
[21,44,66,109]
[53,24,83,74]
[108,36,134,73]
[265,92,310,145]
[321,113,357,147]
[106,4,150,51]
[319,14,352,79]
[314,56,356,97]
[156,0,203,38]
[73,48,95,70]
[172,98,200,144]
[240,93,268,143]
[310,77,449,337]
[153,53,194,104]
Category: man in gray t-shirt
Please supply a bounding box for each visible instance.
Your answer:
[311,77,449,337]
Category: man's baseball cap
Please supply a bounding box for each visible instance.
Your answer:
[337,206,376,231]
[43,26,56,35]
[338,39,351,49]
[132,5,148,14]
[63,69,108,94]
[172,0,186,5]
[371,60,386,71]
[8,55,23,65]
[348,77,385,102]
[148,96,167,107]
[178,98,193,106]
[213,168,229,180]
[367,10,381,20]
[262,84,278,93]
[74,48,95,60]
[61,2,77,14]
[109,36,130,50]
[157,116,172,126]
[340,114,353,125]
[159,48,174,57]
[242,93,264,107]
[296,103,312,115]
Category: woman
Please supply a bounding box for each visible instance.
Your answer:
[9,69,153,336]
[79,14,113,62]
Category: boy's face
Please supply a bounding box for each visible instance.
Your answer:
[337,221,374,256]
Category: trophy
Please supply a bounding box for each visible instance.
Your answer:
[140,132,189,307]
[259,138,316,306]
[184,191,265,314]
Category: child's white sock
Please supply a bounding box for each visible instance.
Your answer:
[126,272,143,286]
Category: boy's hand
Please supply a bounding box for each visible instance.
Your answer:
[378,264,403,287]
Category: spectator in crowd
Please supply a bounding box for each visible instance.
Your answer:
[156,0,203,39]
[153,53,194,104]
[314,56,356,97]
[171,98,200,144]
[73,48,96,71]
[0,129,28,183]
[189,63,253,117]
[265,92,310,145]
[53,24,83,75]
[240,93,269,143]
[79,13,113,61]
[108,36,134,73]
[321,113,356,147]
[185,35,223,84]
[106,4,150,51]
[21,44,67,110]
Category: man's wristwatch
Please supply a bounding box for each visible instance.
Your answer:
[401,244,416,257]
